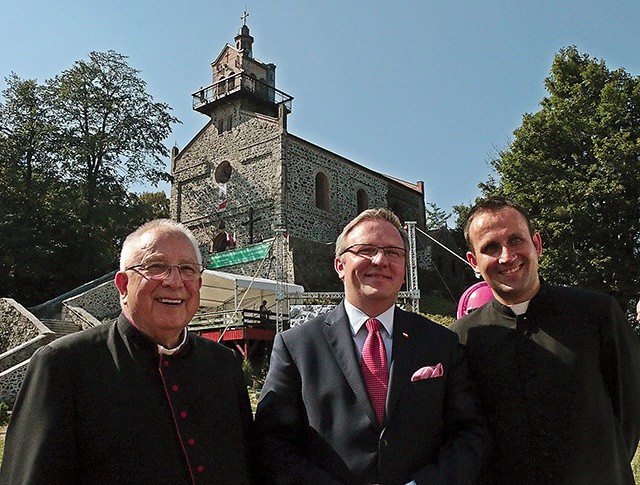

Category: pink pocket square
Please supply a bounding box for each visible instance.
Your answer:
[411,363,444,381]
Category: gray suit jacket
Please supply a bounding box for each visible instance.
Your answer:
[255,302,491,485]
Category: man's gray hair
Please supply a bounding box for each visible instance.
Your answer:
[119,219,202,270]
[335,208,409,259]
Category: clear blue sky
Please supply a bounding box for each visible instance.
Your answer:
[2,1,639,223]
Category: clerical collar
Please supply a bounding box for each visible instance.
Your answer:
[157,329,188,355]
[508,301,530,315]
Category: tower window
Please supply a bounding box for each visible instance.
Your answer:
[315,172,330,211]
[217,116,233,134]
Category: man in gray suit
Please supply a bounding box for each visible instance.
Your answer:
[255,208,490,484]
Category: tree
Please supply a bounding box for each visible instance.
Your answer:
[425,202,449,230]
[46,50,179,218]
[0,73,57,187]
[0,53,180,305]
[0,75,78,304]
[481,46,640,300]
[138,191,171,220]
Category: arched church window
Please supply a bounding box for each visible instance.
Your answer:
[390,204,404,222]
[315,172,330,211]
[357,189,369,213]
[227,74,235,91]
[215,161,232,183]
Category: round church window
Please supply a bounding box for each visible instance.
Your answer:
[215,161,232,183]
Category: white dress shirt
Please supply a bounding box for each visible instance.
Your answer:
[344,300,394,368]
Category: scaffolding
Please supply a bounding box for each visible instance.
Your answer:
[274,228,288,334]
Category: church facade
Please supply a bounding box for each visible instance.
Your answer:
[170,21,427,293]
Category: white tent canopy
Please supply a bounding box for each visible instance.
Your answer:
[200,269,304,311]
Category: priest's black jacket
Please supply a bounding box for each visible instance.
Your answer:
[0,313,253,484]
[452,282,640,484]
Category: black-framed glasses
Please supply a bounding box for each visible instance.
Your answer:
[125,262,204,281]
[340,244,406,261]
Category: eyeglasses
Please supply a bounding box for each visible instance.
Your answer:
[125,262,204,281]
[340,244,406,261]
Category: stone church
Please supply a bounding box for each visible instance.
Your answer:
[170,20,429,293]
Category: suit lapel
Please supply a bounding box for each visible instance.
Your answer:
[386,309,415,419]
[322,303,380,427]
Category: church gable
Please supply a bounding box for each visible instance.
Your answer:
[211,45,243,84]
[211,44,274,89]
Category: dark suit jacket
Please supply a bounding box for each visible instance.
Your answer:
[254,302,491,485]
[0,314,253,484]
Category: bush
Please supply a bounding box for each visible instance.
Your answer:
[0,402,9,426]
[241,359,254,387]
[420,294,457,318]
[425,313,455,327]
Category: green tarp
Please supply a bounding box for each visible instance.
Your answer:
[207,242,272,269]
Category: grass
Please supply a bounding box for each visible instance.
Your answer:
[0,424,5,468]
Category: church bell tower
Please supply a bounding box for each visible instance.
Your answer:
[191,13,292,133]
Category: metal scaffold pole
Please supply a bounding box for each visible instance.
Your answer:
[274,228,287,334]
[405,221,420,312]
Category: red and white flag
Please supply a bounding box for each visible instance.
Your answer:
[216,199,227,212]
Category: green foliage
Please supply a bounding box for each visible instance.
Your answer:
[242,356,269,389]
[420,294,457,318]
[138,191,171,220]
[481,46,640,301]
[241,359,254,387]
[0,402,9,426]
[425,202,450,230]
[424,313,456,327]
[46,52,178,199]
[0,53,178,305]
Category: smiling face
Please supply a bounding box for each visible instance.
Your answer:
[335,218,406,316]
[466,206,542,305]
[115,229,202,347]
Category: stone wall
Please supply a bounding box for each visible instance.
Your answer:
[62,305,104,330]
[172,112,284,249]
[289,236,342,292]
[0,299,56,405]
[63,281,120,321]
[172,104,428,293]
[0,299,49,354]
[283,137,389,244]
[0,360,29,406]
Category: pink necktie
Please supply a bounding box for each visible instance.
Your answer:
[361,318,389,425]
